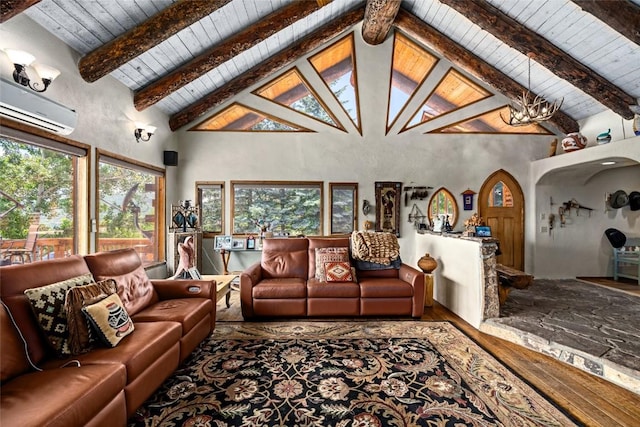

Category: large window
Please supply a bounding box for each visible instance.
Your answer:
[232,181,323,236]
[0,128,88,262]
[196,181,224,237]
[97,150,165,265]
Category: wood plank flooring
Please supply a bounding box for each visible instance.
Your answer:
[577,276,640,297]
[423,302,640,427]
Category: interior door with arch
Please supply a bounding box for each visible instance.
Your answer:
[478,169,524,270]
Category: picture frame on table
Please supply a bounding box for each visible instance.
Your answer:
[246,236,256,250]
[187,267,202,280]
[475,226,492,237]
[232,238,245,250]
[214,235,232,250]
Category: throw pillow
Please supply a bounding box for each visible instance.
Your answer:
[24,273,95,356]
[65,279,117,355]
[315,247,349,281]
[82,293,134,348]
[324,261,354,282]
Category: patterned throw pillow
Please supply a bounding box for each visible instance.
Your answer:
[24,273,94,356]
[65,279,117,355]
[82,293,134,348]
[324,261,354,282]
[315,247,349,281]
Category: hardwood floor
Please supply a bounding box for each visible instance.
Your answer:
[423,302,640,427]
[577,276,640,297]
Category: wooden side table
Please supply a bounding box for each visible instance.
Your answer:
[201,274,237,308]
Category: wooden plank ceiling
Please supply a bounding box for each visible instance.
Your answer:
[3,0,639,134]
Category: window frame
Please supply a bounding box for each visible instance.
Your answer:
[0,121,89,257]
[195,181,225,237]
[96,149,165,266]
[230,180,324,236]
[427,187,458,227]
[329,182,358,235]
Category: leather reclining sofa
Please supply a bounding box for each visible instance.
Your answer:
[0,248,216,427]
[241,237,425,319]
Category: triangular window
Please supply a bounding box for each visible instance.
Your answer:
[190,103,311,132]
[253,68,344,131]
[429,106,552,134]
[387,32,438,133]
[309,33,361,134]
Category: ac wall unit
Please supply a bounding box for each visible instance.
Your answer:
[0,77,77,135]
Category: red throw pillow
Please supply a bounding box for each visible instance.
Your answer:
[315,247,349,281]
[324,261,354,282]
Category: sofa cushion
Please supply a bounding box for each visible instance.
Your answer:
[359,278,414,298]
[84,249,157,316]
[1,303,32,382]
[82,293,135,348]
[308,237,350,279]
[261,238,309,279]
[65,279,117,355]
[307,279,360,298]
[0,363,126,427]
[23,273,95,357]
[314,247,349,281]
[324,261,354,282]
[253,279,306,299]
[132,298,212,335]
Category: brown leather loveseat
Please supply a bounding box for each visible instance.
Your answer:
[0,248,216,427]
[241,236,424,319]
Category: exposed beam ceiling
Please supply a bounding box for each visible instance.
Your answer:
[134,0,322,111]
[79,0,232,83]
[571,0,640,46]
[394,7,579,134]
[0,0,40,22]
[361,0,401,45]
[169,5,365,131]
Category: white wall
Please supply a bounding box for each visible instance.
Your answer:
[174,24,554,274]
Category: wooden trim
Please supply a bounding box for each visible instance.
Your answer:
[440,0,636,120]
[394,8,580,134]
[362,0,402,45]
[427,187,459,228]
[169,6,365,131]
[79,0,232,83]
[134,0,322,111]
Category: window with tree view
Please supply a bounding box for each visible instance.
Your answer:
[232,182,322,236]
[0,135,87,262]
[197,182,224,236]
[97,151,164,265]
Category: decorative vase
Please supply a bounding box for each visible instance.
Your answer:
[561,132,587,152]
[633,114,640,137]
[417,253,438,274]
[596,128,611,145]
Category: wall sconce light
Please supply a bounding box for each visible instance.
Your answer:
[134,122,156,143]
[3,48,60,92]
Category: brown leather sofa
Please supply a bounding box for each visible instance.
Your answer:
[241,237,425,319]
[0,248,216,427]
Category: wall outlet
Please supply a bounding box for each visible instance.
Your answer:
[540,226,548,233]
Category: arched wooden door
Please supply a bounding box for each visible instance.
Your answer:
[478,170,524,270]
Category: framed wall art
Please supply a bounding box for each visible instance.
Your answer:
[375,181,402,237]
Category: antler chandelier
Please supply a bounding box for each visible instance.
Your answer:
[502,53,563,126]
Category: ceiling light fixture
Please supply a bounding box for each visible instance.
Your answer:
[3,48,60,92]
[501,53,563,126]
[134,122,156,143]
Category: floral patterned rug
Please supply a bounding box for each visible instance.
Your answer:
[129,321,579,426]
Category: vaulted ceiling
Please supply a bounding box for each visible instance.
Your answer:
[2,0,639,135]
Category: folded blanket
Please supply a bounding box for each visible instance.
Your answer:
[351,231,400,265]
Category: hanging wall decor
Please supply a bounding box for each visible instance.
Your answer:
[375,181,402,237]
[462,189,476,211]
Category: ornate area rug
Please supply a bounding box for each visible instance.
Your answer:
[129,321,579,426]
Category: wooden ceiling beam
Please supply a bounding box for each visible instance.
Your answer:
[571,0,640,46]
[78,0,232,83]
[135,1,322,111]
[169,6,365,131]
[394,8,579,134]
[440,0,636,120]
[362,0,402,45]
[0,0,40,22]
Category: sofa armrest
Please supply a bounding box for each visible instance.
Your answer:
[240,262,263,319]
[150,279,216,301]
[399,264,425,318]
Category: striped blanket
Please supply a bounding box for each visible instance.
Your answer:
[350,231,400,265]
